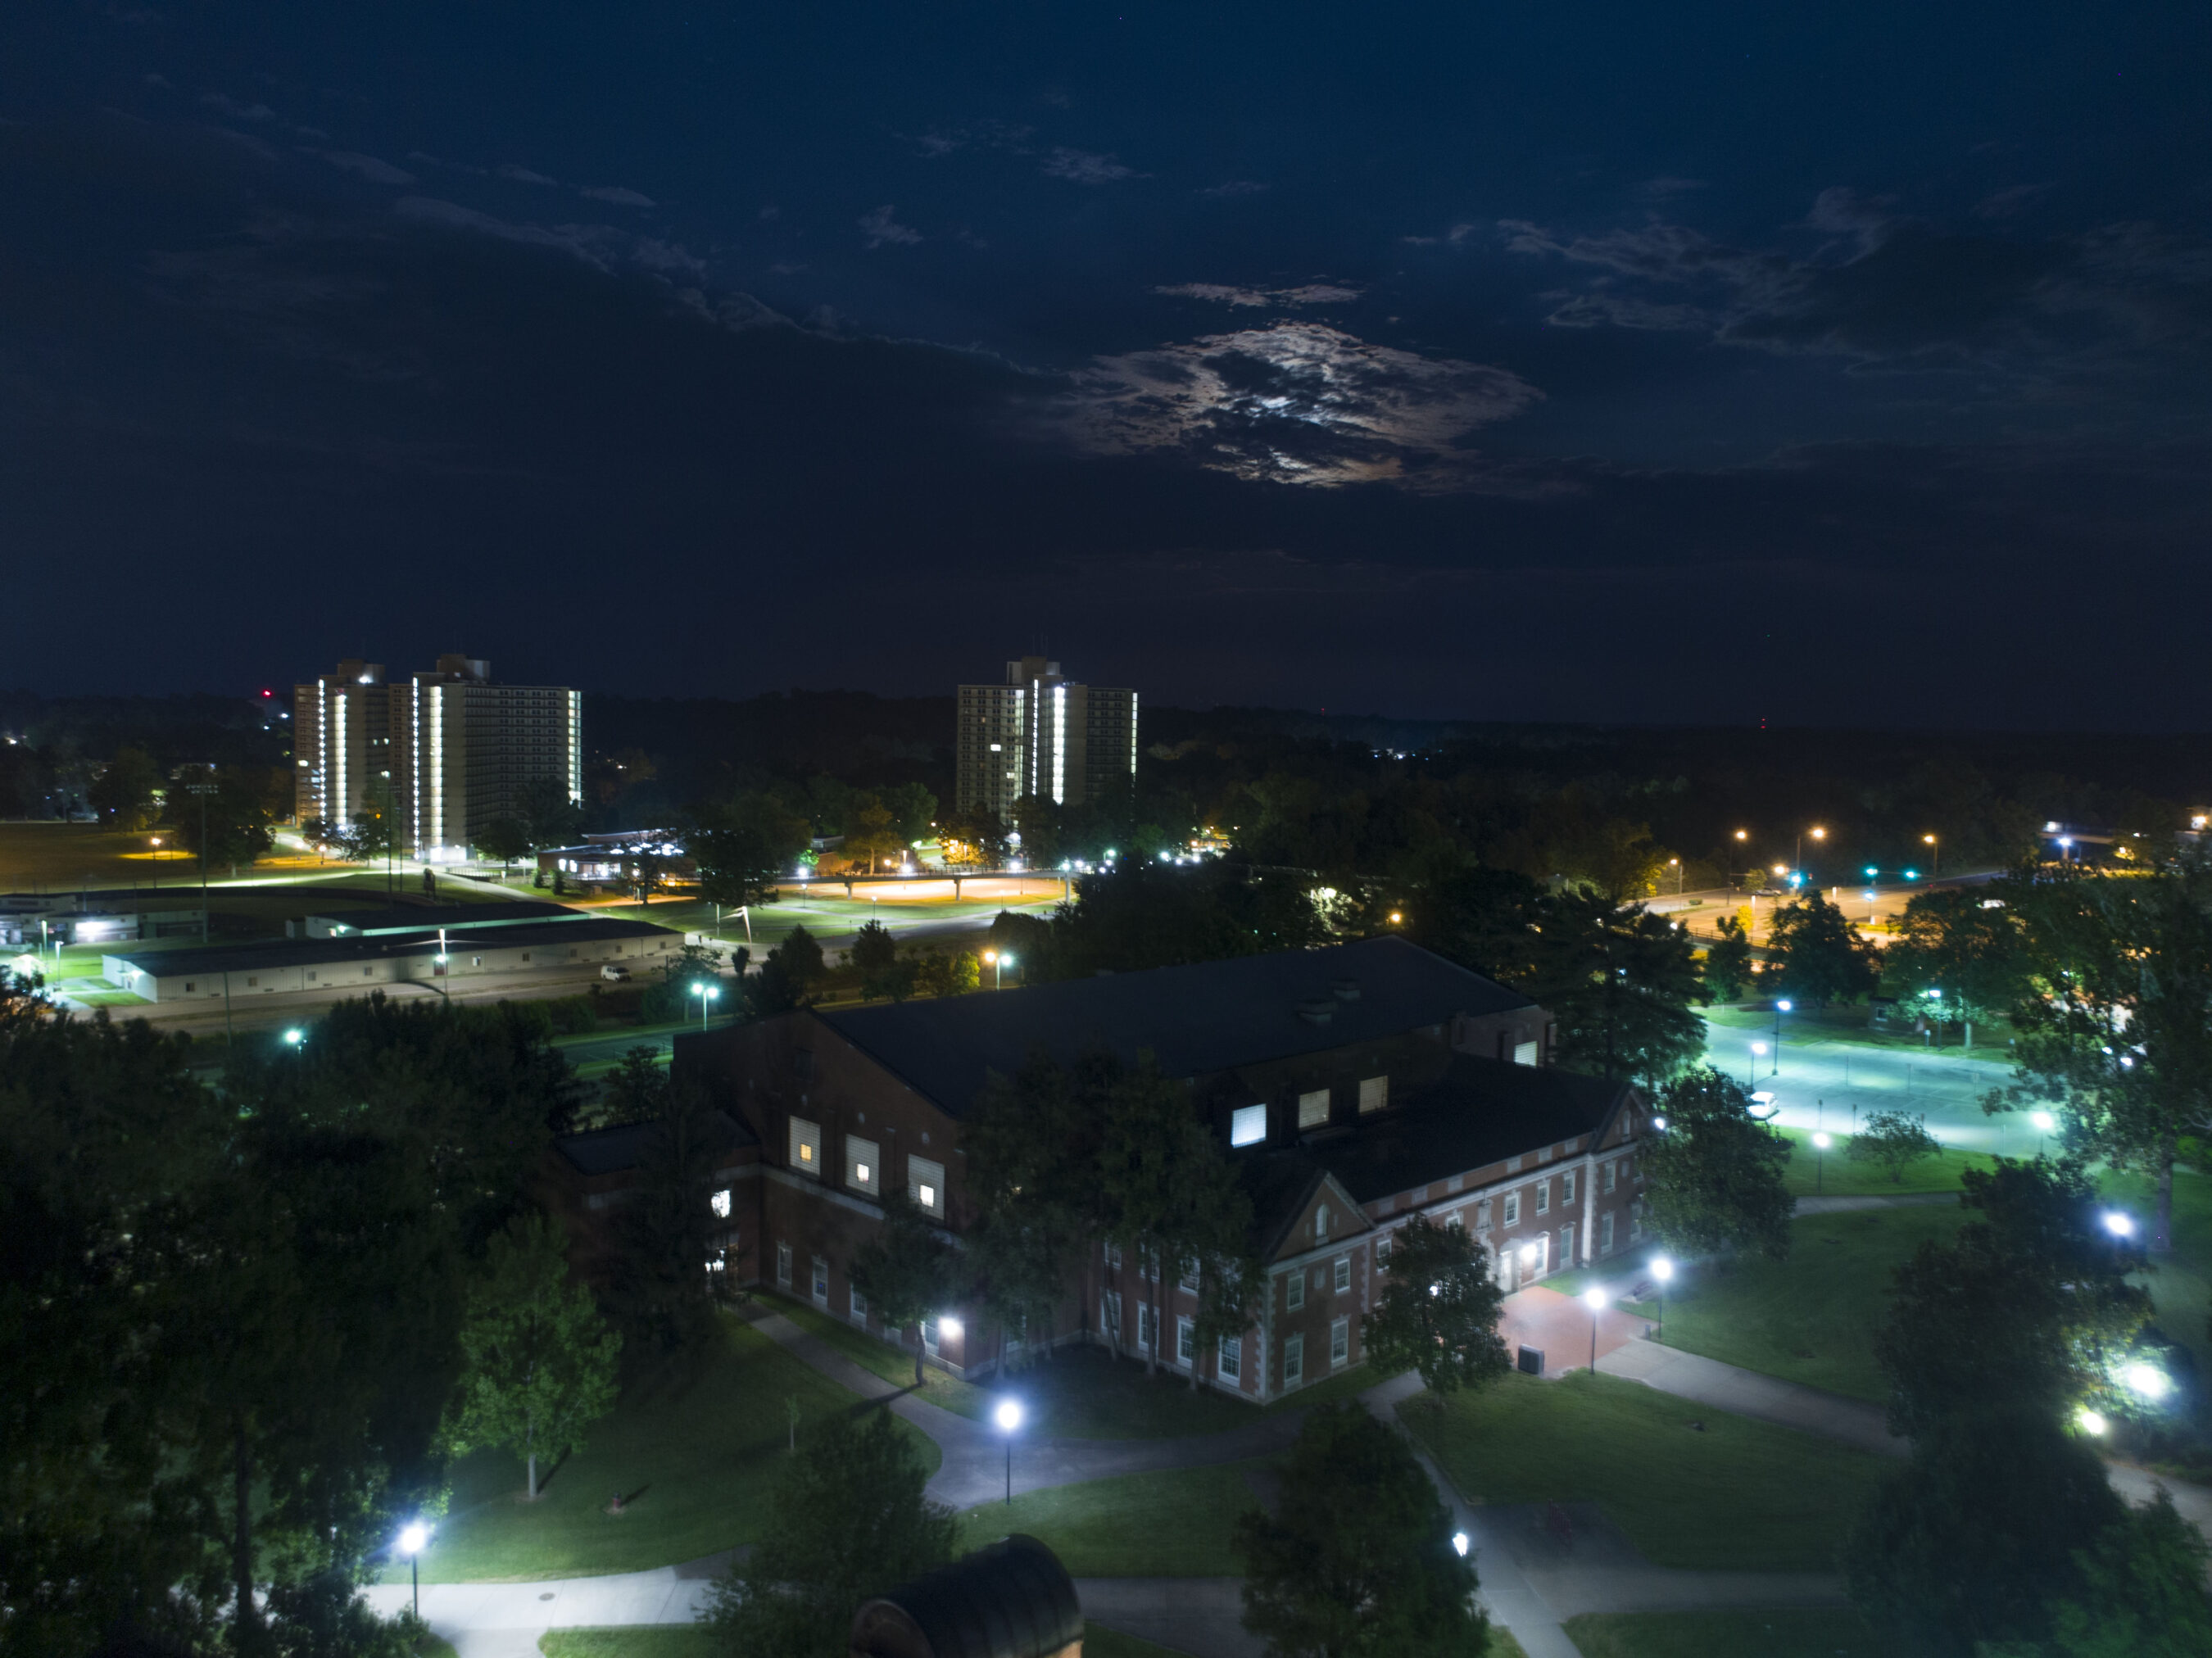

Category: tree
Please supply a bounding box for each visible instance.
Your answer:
[850,1193,962,1384]
[1097,1060,1235,1379]
[845,794,904,873]
[2048,1491,2212,1658]
[882,781,938,846]
[1049,858,1326,981]
[1844,1408,2124,1657]
[936,806,1008,868]
[88,745,161,828]
[1527,890,1708,1085]
[1884,886,2029,1049]
[1359,1216,1509,1405]
[1766,890,1879,1007]
[443,1214,620,1501]
[600,1044,669,1127]
[1702,914,1753,1002]
[1873,1157,2152,1439]
[2000,856,2212,1254]
[612,1077,727,1351]
[1234,1402,1486,1658]
[1639,1067,1793,1262]
[913,947,981,999]
[851,918,915,1001]
[1845,1108,1941,1184]
[1189,1247,1265,1395]
[706,1410,954,1658]
[746,924,825,1018]
[1404,863,1544,987]
[167,763,277,870]
[474,815,533,874]
[514,776,585,851]
[691,790,812,910]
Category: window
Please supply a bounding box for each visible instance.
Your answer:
[1330,1316,1349,1368]
[1286,1271,1305,1311]
[1599,1212,1616,1254]
[1536,1180,1551,1216]
[1630,1201,1644,1241]
[1218,1335,1242,1380]
[1180,1262,1200,1293]
[1376,1232,1393,1267]
[1358,1075,1389,1113]
[1476,1198,1492,1230]
[1603,1159,1617,1195]
[1503,1192,1521,1227]
[789,1117,822,1177]
[1231,1103,1267,1147]
[364,966,374,976]
[845,1135,880,1197]
[710,1187,732,1218]
[184,982,196,993]
[1138,1303,1158,1352]
[1513,1039,1540,1067]
[1103,1290,1122,1339]
[810,1257,828,1305]
[776,1242,792,1286]
[1297,1088,1330,1130]
[1177,1316,1196,1366]
[1332,1256,1351,1294]
[1563,1170,1577,1206]
[1107,1243,1123,1272]
[306,971,316,983]
[1284,1334,1304,1387]
[909,1154,945,1216]
[1315,1203,1330,1241]
[850,1287,868,1323]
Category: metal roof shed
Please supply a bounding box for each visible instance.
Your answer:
[850,1534,1081,1658]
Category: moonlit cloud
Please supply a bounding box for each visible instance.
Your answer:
[498,164,559,185]
[200,93,275,121]
[311,150,416,186]
[1154,282,1362,309]
[582,185,655,207]
[859,205,922,248]
[1055,321,1540,487]
[1198,179,1267,198]
[1042,147,1140,183]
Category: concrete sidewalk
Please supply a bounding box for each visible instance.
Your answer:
[1596,1337,1907,1459]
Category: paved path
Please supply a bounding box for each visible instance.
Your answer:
[1596,1339,1906,1459]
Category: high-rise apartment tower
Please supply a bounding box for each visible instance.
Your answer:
[954,656,1136,822]
[294,654,582,859]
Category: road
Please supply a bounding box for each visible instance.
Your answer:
[1700,1014,2048,1154]
[1651,871,1999,945]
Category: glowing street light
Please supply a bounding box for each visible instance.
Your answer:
[1582,1286,1607,1370]
[983,949,1015,990]
[995,1398,1025,1504]
[1923,833,1939,879]
[2103,1211,2137,1239]
[1452,1531,1471,1557]
[1771,999,1792,1075]
[1747,1039,1767,1089]
[2032,1110,2055,1155]
[2077,1407,2108,1436]
[692,981,721,1031]
[2125,1361,2173,1402]
[1649,1257,1675,1344]
[283,1028,304,1047]
[397,1520,431,1618]
[1812,1131,1832,1194]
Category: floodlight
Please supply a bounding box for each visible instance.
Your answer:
[940,1316,964,1342]
[2126,1362,2173,1400]
[1453,1532,1470,1556]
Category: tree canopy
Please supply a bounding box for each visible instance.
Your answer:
[1359,1216,1509,1404]
[1638,1067,1793,1262]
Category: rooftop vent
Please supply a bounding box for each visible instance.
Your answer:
[1330,977,1361,1001]
[1296,997,1335,1026]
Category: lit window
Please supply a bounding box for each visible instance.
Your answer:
[710,1188,732,1218]
[1297,1088,1330,1129]
[909,1155,945,1216]
[1358,1076,1389,1113]
[845,1134,880,1196]
[1231,1103,1267,1147]
[789,1117,822,1176]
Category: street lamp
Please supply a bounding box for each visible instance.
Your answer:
[2103,1211,2136,1240]
[994,1398,1024,1504]
[1668,857,1682,895]
[1453,1531,1470,1557]
[1649,1257,1674,1344]
[1582,1286,1607,1370]
[1811,1131,1831,1194]
[1771,999,1791,1075]
[983,950,1014,990]
[2077,1407,2108,1436]
[1922,833,1939,879]
[2126,1361,2173,1402]
[397,1521,430,1619]
[692,981,721,1032]
[1796,825,1825,872]
[2032,1110,2055,1156]
[283,1028,304,1048]
[1747,1040,1766,1089]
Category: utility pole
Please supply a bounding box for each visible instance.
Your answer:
[187,780,218,943]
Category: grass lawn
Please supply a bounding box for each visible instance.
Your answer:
[537,1631,719,1658]
[1626,1204,1965,1402]
[388,1316,936,1583]
[1563,1608,1879,1658]
[1705,1003,2017,1058]
[1403,1371,1886,1570]
[954,1461,1267,1575]
[764,1292,1374,1437]
[1774,1126,1996,1198]
[2105,1164,2212,1380]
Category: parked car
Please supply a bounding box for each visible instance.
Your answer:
[600,963,631,982]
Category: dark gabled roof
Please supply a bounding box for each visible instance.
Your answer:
[818,937,1531,1117]
[1312,1054,1634,1205]
[103,917,681,977]
[553,1109,757,1177]
[1237,1148,1371,1260]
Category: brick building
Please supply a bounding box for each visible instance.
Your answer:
[669,935,1650,1400]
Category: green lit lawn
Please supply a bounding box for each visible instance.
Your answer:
[1624,1204,1965,1402]
[1563,1608,1878,1658]
[1704,1003,2016,1058]
[537,1631,719,1658]
[1404,1371,1886,1570]
[1775,1126,1997,1198]
[2105,1165,2212,1379]
[386,1316,935,1583]
[954,1461,1266,1575]
[765,1292,1381,1436]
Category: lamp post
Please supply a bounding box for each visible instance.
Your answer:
[397,1521,429,1619]
[1581,1286,1607,1370]
[1811,1131,1830,1194]
[1649,1257,1674,1344]
[1747,1040,1766,1089]
[283,1027,304,1049]
[1669,857,1683,895]
[995,1398,1023,1505]
[1771,999,1791,1076]
[983,949,1014,990]
[693,981,721,1032]
[187,780,217,941]
[1797,825,1825,871]
[150,836,161,889]
[2032,1110,2055,1156]
[1923,833,1938,878]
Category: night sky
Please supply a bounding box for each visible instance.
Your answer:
[5,3,2208,725]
